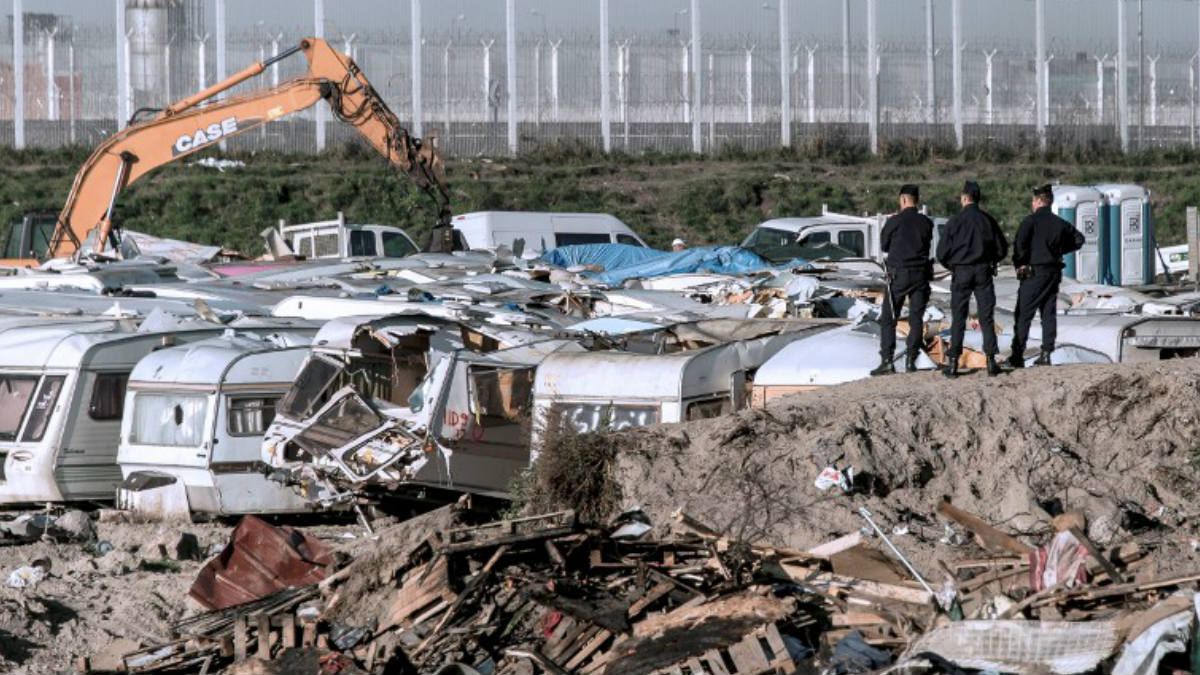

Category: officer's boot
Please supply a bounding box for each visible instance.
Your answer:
[1033,350,1052,366]
[986,354,1002,377]
[942,355,959,378]
[1007,352,1025,369]
[869,356,895,377]
[904,353,918,373]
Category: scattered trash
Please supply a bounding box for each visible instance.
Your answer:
[815,465,855,492]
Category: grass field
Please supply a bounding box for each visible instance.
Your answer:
[4,142,1199,255]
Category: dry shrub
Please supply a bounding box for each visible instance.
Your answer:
[511,414,623,525]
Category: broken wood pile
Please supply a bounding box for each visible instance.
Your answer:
[83,502,1200,675]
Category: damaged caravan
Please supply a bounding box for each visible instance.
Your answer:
[261,312,581,504]
[116,329,318,519]
[531,319,838,443]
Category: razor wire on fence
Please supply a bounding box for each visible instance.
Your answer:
[7,0,1200,156]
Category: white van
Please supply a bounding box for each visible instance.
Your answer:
[450,211,648,255]
[280,212,419,260]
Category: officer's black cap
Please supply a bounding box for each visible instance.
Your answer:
[899,184,920,200]
[1032,184,1054,201]
[962,180,981,202]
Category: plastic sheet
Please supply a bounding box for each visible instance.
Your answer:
[540,243,807,286]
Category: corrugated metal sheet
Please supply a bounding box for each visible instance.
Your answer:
[188,515,334,611]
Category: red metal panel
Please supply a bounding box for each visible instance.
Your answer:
[188,515,335,611]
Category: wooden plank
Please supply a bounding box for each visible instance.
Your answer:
[564,629,613,671]
[807,532,864,558]
[726,634,769,673]
[232,616,247,661]
[281,614,296,649]
[701,649,731,675]
[935,500,1032,556]
[831,612,888,627]
[301,619,316,647]
[627,580,675,619]
[779,561,932,605]
[1067,526,1124,584]
[256,614,271,658]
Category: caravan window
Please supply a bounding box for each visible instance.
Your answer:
[89,372,129,420]
[348,230,377,257]
[616,234,644,247]
[280,356,343,419]
[837,230,866,257]
[131,393,209,447]
[555,233,610,247]
[21,376,64,443]
[0,375,38,441]
[228,397,279,436]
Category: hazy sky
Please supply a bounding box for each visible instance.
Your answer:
[24,0,1200,52]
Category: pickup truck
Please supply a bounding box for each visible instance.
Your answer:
[741,206,945,265]
[279,212,420,259]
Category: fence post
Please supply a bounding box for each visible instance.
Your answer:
[691,0,701,153]
[983,49,995,125]
[952,0,962,150]
[412,0,422,138]
[216,0,226,149]
[1117,0,1128,152]
[45,27,57,121]
[551,39,561,122]
[113,0,122,131]
[314,0,326,152]
[68,38,75,145]
[866,0,877,154]
[806,45,817,124]
[1035,0,1045,151]
[600,0,611,152]
[12,0,23,147]
[744,45,755,125]
[1094,54,1107,125]
[505,0,517,155]
[482,39,493,119]
[1147,54,1158,126]
[841,0,850,117]
[534,39,542,129]
[443,41,452,141]
[778,0,790,147]
[925,0,935,125]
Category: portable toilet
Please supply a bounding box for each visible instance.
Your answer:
[1095,184,1154,286]
[1052,185,1103,283]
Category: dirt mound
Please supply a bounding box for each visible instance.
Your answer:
[605,359,1200,577]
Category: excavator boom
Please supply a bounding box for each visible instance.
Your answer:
[22,37,449,263]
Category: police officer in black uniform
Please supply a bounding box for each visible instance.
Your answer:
[936,180,1008,378]
[1009,184,1085,367]
[871,184,934,376]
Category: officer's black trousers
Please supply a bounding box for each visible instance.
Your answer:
[879,265,931,360]
[1011,266,1062,358]
[948,263,998,357]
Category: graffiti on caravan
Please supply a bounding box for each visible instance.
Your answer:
[173,117,239,155]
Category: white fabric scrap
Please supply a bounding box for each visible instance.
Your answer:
[903,620,1121,675]
[1111,595,1198,675]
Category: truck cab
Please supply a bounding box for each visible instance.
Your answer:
[742,206,944,265]
[279,212,419,260]
[1,213,58,264]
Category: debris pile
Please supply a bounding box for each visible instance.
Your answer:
[83,498,1200,675]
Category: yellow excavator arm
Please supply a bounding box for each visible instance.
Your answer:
[34,37,449,262]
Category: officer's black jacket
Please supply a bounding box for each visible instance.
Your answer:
[1013,206,1085,267]
[880,206,934,269]
[936,203,1009,267]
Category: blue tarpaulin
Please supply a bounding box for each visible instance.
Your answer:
[539,243,807,286]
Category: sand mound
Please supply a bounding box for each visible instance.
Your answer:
[608,359,1200,577]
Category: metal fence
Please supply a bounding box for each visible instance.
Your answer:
[7,0,1200,156]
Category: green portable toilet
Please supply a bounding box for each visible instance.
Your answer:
[1051,185,1103,283]
[1095,184,1153,286]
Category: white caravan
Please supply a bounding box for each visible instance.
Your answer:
[450,211,648,255]
[0,320,239,504]
[742,206,945,265]
[117,329,318,519]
